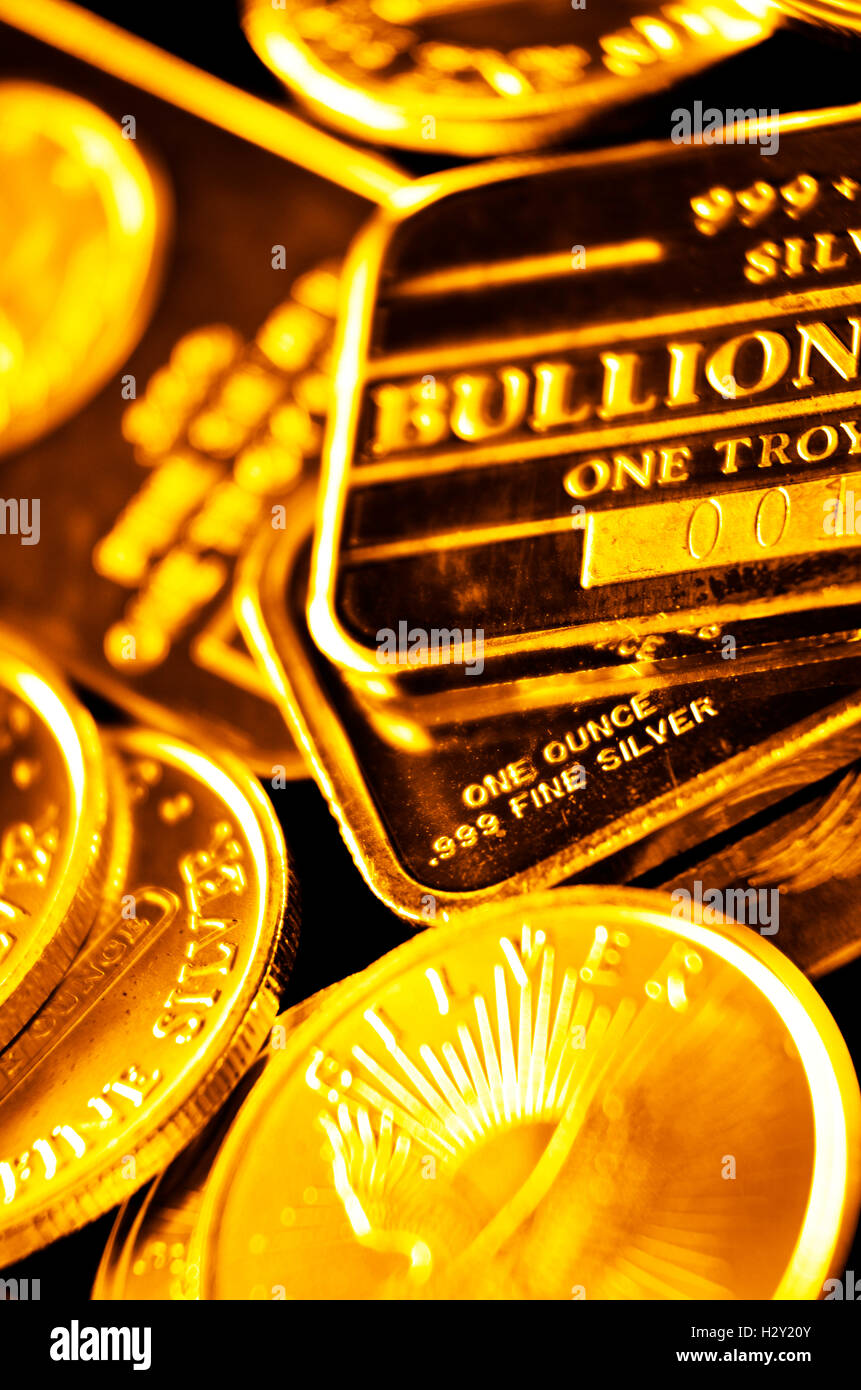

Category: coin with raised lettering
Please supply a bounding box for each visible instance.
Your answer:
[308,103,861,711]
[242,0,775,154]
[238,479,861,922]
[0,633,110,1050]
[0,81,167,458]
[0,10,405,774]
[0,725,296,1266]
[191,887,860,1299]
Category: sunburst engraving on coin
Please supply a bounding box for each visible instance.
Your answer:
[194,889,860,1299]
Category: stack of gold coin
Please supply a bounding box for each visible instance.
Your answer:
[0,628,297,1267]
[1,0,861,1313]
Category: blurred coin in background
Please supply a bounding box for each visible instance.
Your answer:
[0,82,167,457]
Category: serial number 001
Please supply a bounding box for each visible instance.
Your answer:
[581,472,861,588]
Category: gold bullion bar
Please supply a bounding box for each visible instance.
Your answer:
[0,0,406,775]
[238,479,861,923]
[190,888,861,1299]
[777,2,861,32]
[241,0,776,155]
[0,723,296,1266]
[658,759,861,977]
[309,103,861,714]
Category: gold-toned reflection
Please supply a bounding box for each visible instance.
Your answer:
[0,82,167,456]
[92,990,339,1300]
[777,1,861,32]
[242,0,775,154]
[0,631,110,1048]
[0,725,295,1268]
[194,888,860,1299]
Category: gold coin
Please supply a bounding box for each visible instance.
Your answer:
[0,632,110,1049]
[0,725,296,1266]
[0,82,167,457]
[241,0,775,155]
[193,887,860,1299]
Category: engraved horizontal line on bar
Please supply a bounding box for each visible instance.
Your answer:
[344,512,579,565]
[341,582,861,667]
[373,632,861,724]
[387,241,667,299]
[363,281,861,381]
[342,463,860,568]
[348,385,861,488]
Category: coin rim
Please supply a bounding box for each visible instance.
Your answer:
[0,630,111,1047]
[0,723,297,1265]
[90,988,348,1301]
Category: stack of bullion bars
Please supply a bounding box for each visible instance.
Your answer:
[1,0,861,1302]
